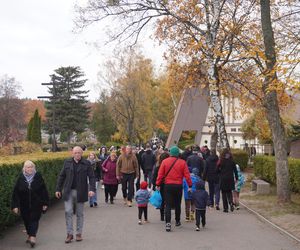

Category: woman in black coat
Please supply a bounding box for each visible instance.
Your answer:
[218,149,238,213]
[11,160,49,248]
[152,151,169,221]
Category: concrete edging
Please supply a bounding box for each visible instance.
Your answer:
[240,201,300,244]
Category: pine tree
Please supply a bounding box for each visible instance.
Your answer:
[45,66,90,145]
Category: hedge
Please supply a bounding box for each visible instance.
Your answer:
[0,152,72,231]
[232,149,249,171]
[253,155,300,193]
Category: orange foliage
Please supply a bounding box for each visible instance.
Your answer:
[23,99,46,123]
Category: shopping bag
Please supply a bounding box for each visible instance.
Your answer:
[149,190,162,208]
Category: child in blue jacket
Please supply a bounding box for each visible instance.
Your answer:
[135,181,151,225]
[192,179,209,231]
[183,168,201,221]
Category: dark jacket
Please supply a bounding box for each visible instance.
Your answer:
[11,172,49,220]
[56,158,96,203]
[141,149,156,172]
[192,180,208,210]
[218,159,238,191]
[203,155,219,183]
[186,153,205,178]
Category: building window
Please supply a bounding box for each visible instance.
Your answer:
[231,128,237,132]
[238,128,242,132]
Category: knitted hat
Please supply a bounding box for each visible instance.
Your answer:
[169,146,180,157]
[140,181,148,190]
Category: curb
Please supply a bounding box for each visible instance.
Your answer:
[240,201,300,244]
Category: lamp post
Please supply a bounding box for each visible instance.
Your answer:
[38,82,58,152]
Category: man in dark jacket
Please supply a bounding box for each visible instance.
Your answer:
[56,146,96,243]
[141,143,156,188]
[203,150,220,210]
[186,146,205,178]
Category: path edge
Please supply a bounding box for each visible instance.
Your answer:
[240,201,300,244]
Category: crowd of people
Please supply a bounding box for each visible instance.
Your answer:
[11,143,245,247]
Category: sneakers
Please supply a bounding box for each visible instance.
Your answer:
[185,217,190,222]
[230,205,234,212]
[236,205,240,210]
[93,202,98,207]
[123,198,127,205]
[216,205,220,210]
[175,221,181,227]
[196,227,200,231]
[166,223,171,232]
[138,220,142,225]
[89,204,93,208]
[127,201,132,207]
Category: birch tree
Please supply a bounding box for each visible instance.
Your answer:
[76,0,256,150]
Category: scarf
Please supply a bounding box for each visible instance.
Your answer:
[23,170,36,185]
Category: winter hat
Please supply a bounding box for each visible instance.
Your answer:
[192,168,199,176]
[196,179,205,190]
[140,181,148,190]
[169,146,180,157]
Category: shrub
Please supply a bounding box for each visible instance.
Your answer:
[0,152,72,231]
[0,141,42,156]
[253,155,300,193]
[232,149,249,171]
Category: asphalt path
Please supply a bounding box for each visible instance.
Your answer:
[0,188,299,250]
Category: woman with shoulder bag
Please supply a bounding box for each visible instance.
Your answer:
[156,146,192,232]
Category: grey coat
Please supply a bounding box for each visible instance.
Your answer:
[56,158,96,203]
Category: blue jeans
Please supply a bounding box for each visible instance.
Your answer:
[208,181,220,207]
[89,181,98,205]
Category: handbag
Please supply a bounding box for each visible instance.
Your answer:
[161,158,178,184]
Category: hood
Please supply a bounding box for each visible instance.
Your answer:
[196,179,205,190]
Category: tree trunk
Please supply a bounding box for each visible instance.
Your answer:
[260,0,290,203]
[210,124,218,151]
[205,0,230,151]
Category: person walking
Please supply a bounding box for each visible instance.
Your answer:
[98,146,109,189]
[218,149,238,213]
[102,151,118,204]
[141,143,156,188]
[183,168,201,222]
[233,164,245,210]
[156,146,192,232]
[192,179,209,231]
[135,181,151,225]
[11,160,49,248]
[152,151,170,221]
[116,145,139,207]
[203,150,221,210]
[87,152,100,207]
[55,146,96,243]
[186,145,205,178]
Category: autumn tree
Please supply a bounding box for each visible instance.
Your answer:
[0,75,24,145]
[104,50,155,144]
[75,0,258,150]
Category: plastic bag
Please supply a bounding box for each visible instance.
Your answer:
[149,190,162,208]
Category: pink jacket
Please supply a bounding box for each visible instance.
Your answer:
[102,157,118,185]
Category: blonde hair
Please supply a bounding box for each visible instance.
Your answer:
[88,151,98,160]
[23,160,36,171]
[110,151,117,157]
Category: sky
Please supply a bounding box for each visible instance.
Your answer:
[0,0,165,102]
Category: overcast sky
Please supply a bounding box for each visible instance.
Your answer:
[0,0,165,101]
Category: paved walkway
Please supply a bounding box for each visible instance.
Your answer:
[0,188,299,250]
